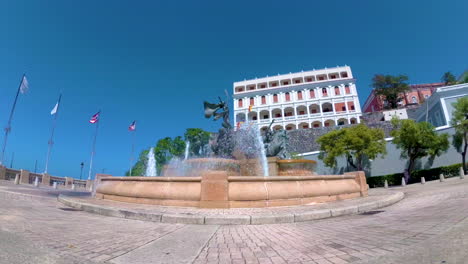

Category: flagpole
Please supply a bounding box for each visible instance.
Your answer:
[44,94,62,173]
[129,128,135,176]
[88,113,100,180]
[1,74,25,165]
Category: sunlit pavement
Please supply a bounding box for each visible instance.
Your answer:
[0,177,467,264]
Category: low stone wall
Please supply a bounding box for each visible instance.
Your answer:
[96,171,368,208]
[0,165,92,190]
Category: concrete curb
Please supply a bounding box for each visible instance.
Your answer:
[57,192,405,225]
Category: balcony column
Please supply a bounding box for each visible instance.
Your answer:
[319,103,323,117]
[332,99,336,115]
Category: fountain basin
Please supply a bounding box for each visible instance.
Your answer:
[95,171,369,208]
[277,159,317,176]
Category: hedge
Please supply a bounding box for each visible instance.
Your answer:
[367,163,463,188]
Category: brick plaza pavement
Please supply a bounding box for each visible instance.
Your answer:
[1,177,467,263]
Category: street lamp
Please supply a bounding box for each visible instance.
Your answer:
[80,162,84,180]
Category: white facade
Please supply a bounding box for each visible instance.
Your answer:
[232,66,362,131]
[383,109,408,121]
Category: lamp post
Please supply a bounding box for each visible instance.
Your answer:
[80,162,84,180]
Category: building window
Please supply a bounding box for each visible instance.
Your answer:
[273,94,278,103]
[325,122,330,127]
[412,96,417,103]
[302,124,308,129]
[350,119,356,124]
[341,72,348,78]
[294,79,301,84]
[261,96,266,104]
[263,115,269,119]
[306,77,313,82]
[322,88,328,96]
[238,99,243,108]
[334,86,340,95]
[297,91,303,100]
[285,92,291,102]
[283,81,289,85]
[252,116,257,120]
[271,82,277,87]
[309,90,315,98]
[345,85,351,94]
[250,97,254,106]
[299,111,305,115]
[260,84,266,88]
[342,106,346,111]
[338,120,345,126]
[275,113,281,118]
[313,123,319,128]
[351,104,355,110]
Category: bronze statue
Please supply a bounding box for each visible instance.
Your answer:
[203,97,231,129]
[204,97,234,157]
[263,119,290,159]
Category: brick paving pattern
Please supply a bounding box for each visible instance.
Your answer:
[1,178,467,263]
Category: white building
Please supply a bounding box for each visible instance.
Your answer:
[232,66,362,131]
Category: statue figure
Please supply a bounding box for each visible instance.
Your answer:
[263,120,290,159]
[204,98,231,130]
[203,98,234,157]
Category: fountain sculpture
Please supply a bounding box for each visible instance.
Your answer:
[95,96,369,208]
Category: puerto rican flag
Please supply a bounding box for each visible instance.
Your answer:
[128,120,136,131]
[89,111,100,124]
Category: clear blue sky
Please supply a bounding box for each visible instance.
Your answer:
[0,0,467,178]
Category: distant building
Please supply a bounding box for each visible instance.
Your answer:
[232,66,362,131]
[415,83,468,128]
[362,82,445,113]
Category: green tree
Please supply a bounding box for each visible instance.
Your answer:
[126,149,150,176]
[441,71,457,85]
[317,124,387,171]
[391,119,450,183]
[451,97,468,173]
[184,128,211,156]
[372,74,410,110]
[154,136,185,174]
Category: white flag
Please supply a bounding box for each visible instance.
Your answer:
[20,76,29,94]
[51,102,59,115]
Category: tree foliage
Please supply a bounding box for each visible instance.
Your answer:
[450,97,468,173]
[441,71,457,85]
[391,118,449,182]
[317,124,387,171]
[127,128,211,176]
[184,128,211,156]
[372,74,410,110]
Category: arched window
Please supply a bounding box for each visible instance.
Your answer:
[345,85,351,94]
[322,88,328,96]
[309,90,315,98]
[285,92,291,101]
[334,86,340,95]
[238,99,243,108]
[273,94,278,103]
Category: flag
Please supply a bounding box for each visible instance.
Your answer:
[50,102,58,115]
[51,94,62,115]
[128,120,136,131]
[89,111,100,124]
[248,105,253,112]
[20,75,29,94]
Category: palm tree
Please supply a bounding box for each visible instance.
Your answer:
[441,71,457,85]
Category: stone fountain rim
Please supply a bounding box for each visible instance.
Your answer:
[99,174,355,182]
[276,159,317,164]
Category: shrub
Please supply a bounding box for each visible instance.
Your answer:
[368,163,462,188]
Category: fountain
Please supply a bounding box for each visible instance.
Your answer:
[145,147,157,177]
[184,141,190,160]
[95,96,369,208]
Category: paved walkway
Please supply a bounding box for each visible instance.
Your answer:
[1,177,468,263]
